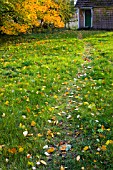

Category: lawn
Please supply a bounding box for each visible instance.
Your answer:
[0,30,113,170]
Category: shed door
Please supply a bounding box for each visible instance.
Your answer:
[85,9,91,27]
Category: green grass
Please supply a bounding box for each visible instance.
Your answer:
[0,30,113,170]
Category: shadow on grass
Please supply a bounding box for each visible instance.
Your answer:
[0,29,111,48]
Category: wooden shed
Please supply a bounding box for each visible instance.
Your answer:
[75,0,113,29]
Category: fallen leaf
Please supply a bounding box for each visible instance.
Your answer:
[47,147,55,153]
[26,97,30,102]
[43,145,48,149]
[23,130,28,136]
[99,134,105,138]
[101,145,107,151]
[67,115,72,119]
[31,121,36,127]
[27,154,32,159]
[60,144,71,151]
[27,133,33,136]
[5,101,9,105]
[47,130,54,138]
[76,155,80,161]
[26,107,30,113]
[60,145,66,151]
[83,102,89,105]
[44,152,50,156]
[8,148,17,154]
[101,125,105,130]
[109,140,113,144]
[36,161,41,166]
[37,133,43,137]
[106,140,110,145]
[19,147,24,152]
[40,160,47,165]
[83,146,89,151]
[62,82,68,85]
[106,128,110,131]
[94,160,97,162]
[28,161,34,166]
[60,165,65,170]
[54,95,58,99]
[0,145,5,150]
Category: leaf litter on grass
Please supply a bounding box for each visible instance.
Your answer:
[0,31,113,170]
[40,40,113,170]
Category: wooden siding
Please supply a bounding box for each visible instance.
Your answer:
[93,7,113,29]
[78,7,113,29]
[79,9,84,28]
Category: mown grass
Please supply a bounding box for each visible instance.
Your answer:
[0,30,113,170]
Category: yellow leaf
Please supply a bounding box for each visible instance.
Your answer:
[63,82,68,85]
[47,147,55,153]
[106,140,110,145]
[49,107,54,111]
[83,146,89,151]
[47,130,54,138]
[94,160,97,162]
[40,160,47,165]
[37,133,43,137]
[26,97,29,102]
[84,102,89,105]
[31,121,36,127]
[5,101,9,105]
[19,123,25,129]
[109,140,113,144]
[64,92,69,96]
[101,145,107,151]
[19,147,24,152]
[60,165,65,170]
[28,161,34,166]
[54,95,58,99]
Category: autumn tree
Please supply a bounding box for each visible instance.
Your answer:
[56,0,75,28]
[0,0,64,35]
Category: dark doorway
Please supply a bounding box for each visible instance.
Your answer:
[85,9,91,27]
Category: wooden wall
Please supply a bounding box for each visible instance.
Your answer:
[93,7,113,29]
[78,7,113,29]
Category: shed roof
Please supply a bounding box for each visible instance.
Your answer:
[75,0,113,7]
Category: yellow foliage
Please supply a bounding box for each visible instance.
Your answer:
[83,146,89,151]
[0,0,64,35]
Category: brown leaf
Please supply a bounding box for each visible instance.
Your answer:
[26,107,30,113]
[8,148,17,154]
[101,145,107,151]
